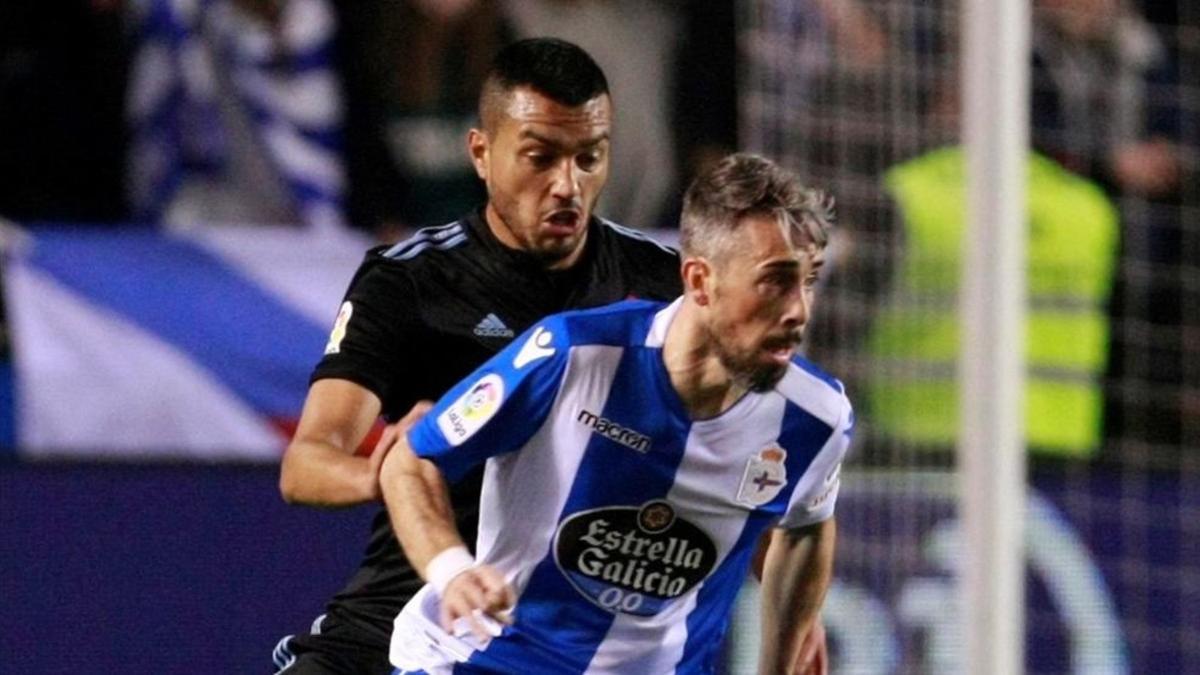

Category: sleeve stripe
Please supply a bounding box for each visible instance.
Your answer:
[383,222,465,259]
[599,218,678,255]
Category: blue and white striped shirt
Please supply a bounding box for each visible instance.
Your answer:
[391,298,853,674]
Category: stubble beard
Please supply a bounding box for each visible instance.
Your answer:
[492,200,586,268]
[707,323,788,394]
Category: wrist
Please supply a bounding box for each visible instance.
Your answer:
[426,545,475,595]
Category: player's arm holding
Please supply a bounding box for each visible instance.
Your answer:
[280,379,386,505]
[759,395,854,675]
[280,260,421,507]
[758,519,836,675]
[380,319,570,637]
[379,409,514,639]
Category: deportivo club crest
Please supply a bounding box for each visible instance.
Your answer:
[736,446,788,507]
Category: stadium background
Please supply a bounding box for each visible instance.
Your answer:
[1,1,1196,673]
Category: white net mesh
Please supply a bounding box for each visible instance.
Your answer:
[735,0,1200,672]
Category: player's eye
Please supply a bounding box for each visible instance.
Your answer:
[524,150,554,168]
[759,272,797,297]
[576,150,603,172]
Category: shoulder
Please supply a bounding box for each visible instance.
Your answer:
[594,218,683,298]
[361,220,474,285]
[379,220,472,262]
[595,218,680,269]
[775,356,852,431]
[597,218,678,256]
[349,220,475,291]
[532,299,670,350]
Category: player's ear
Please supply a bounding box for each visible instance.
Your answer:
[681,257,712,307]
[468,128,489,181]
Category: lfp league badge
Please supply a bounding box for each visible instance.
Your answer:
[736,446,788,507]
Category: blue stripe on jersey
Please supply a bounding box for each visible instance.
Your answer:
[678,509,777,674]
[559,299,664,348]
[791,355,844,395]
[467,346,692,672]
[766,404,835,515]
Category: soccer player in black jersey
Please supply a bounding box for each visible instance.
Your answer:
[273,38,680,674]
[276,38,831,675]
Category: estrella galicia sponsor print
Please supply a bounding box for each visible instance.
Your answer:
[553,501,717,616]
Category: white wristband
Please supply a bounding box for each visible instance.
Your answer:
[426,546,475,595]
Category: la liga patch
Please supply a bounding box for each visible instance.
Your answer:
[436,373,505,446]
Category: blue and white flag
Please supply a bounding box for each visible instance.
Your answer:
[4,224,370,459]
[127,0,345,230]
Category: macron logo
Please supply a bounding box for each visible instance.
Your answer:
[514,326,555,369]
[577,409,651,453]
[474,313,514,338]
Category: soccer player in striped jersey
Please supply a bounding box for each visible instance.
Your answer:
[380,153,850,674]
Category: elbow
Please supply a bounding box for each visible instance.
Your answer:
[278,450,306,504]
[279,474,300,504]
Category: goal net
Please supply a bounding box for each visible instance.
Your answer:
[733,0,1200,672]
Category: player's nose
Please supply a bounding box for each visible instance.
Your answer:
[549,158,580,201]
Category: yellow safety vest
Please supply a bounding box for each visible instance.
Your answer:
[868,147,1118,454]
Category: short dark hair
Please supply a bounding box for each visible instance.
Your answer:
[479,38,610,128]
[680,153,834,260]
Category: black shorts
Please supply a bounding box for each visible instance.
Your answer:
[273,612,392,675]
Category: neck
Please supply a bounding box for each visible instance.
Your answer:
[661,300,748,420]
[484,203,520,249]
[483,203,588,271]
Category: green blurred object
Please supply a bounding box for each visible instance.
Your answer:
[868,147,1118,455]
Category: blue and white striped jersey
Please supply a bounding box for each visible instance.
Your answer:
[390,298,853,674]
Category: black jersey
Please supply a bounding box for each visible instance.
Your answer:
[308,210,682,652]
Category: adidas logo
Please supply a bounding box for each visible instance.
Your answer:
[473,313,515,338]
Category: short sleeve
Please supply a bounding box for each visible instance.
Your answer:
[310,251,421,408]
[407,316,571,483]
[778,398,854,529]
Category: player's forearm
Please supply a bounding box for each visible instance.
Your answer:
[279,440,379,506]
[758,520,836,674]
[380,444,466,575]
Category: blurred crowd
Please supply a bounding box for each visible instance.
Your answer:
[0,0,1196,458]
[0,0,737,236]
[743,0,1198,459]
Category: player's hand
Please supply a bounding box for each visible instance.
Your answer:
[793,619,828,675]
[373,401,434,486]
[440,564,515,641]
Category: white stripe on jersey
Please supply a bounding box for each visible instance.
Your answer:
[586,591,699,674]
[643,297,682,348]
[477,345,626,594]
[776,365,845,429]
